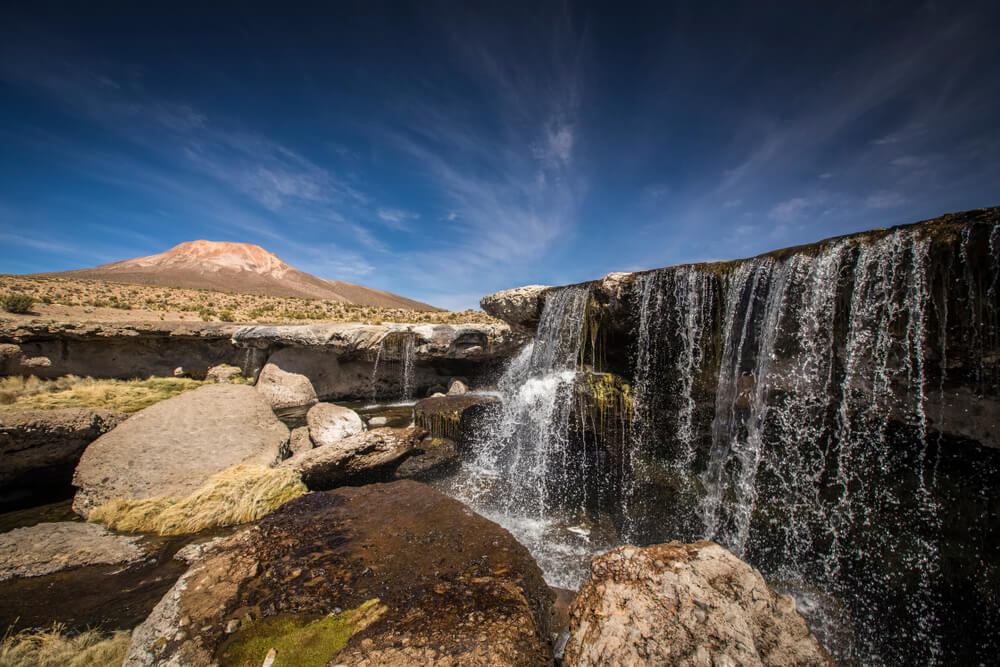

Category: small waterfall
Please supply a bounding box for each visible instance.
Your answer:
[369,330,417,400]
[440,287,618,588]
[626,221,1000,665]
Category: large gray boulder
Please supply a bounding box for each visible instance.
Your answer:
[72,384,289,518]
[0,521,151,581]
[306,402,364,447]
[563,540,833,666]
[480,285,552,333]
[0,408,128,489]
[281,427,424,490]
[254,347,319,411]
[124,481,553,667]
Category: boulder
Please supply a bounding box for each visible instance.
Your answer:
[367,416,388,427]
[0,408,128,491]
[206,363,243,383]
[72,384,290,518]
[254,347,319,412]
[288,426,313,456]
[124,481,554,667]
[280,427,423,490]
[394,435,460,481]
[306,402,364,447]
[414,393,500,443]
[447,378,469,395]
[563,541,833,666]
[480,285,552,334]
[0,522,151,581]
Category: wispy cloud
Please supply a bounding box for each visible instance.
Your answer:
[865,190,906,209]
[375,207,418,230]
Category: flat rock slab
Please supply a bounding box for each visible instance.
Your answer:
[72,384,289,518]
[125,480,554,666]
[0,521,150,581]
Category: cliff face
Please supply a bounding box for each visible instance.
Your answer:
[483,206,1000,450]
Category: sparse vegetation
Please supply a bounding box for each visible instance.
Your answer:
[0,375,208,413]
[89,465,308,535]
[0,275,498,325]
[1,292,35,314]
[0,624,130,667]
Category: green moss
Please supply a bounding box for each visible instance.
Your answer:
[576,372,633,438]
[216,599,386,667]
[578,296,607,372]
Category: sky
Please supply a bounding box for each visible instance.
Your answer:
[1,2,999,310]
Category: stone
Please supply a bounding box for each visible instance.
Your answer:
[280,427,424,490]
[174,537,226,565]
[0,408,128,491]
[563,541,833,667]
[413,393,500,443]
[288,426,314,456]
[368,416,388,427]
[254,347,319,412]
[124,481,554,666]
[72,384,290,518]
[0,521,151,581]
[394,436,460,481]
[306,402,364,448]
[447,378,468,395]
[206,363,242,383]
[480,285,552,334]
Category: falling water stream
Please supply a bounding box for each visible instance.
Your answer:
[438,219,999,664]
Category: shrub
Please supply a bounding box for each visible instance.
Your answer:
[1,293,35,314]
[218,309,235,322]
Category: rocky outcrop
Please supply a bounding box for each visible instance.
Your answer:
[124,481,554,666]
[306,402,364,447]
[480,285,552,334]
[563,541,832,666]
[205,363,242,383]
[236,322,527,401]
[72,384,289,518]
[0,320,240,380]
[288,426,313,456]
[280,427,424,490]
[394,435,461,481]
[414,393,500,443]
[0,408,128,495]
[0,521,151,581]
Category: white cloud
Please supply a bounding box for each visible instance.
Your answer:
[865,190,906,209]
[769,197,812,222]
[890,155,928,168]
[376,207,418,230]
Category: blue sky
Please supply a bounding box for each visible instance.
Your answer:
[1,2,998,310]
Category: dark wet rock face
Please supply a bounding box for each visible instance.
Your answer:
[0,408,128,508]
[414,393,500,444]
[125,481,554,666]
[394,435,461,481]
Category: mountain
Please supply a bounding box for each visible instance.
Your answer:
[41,241,439,310]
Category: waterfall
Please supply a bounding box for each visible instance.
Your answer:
[626,222,1000,665]
[440,287,617,588]
[369,330,417,400]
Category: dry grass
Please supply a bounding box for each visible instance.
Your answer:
[90,465,308,535]
[0,375,208,413]
[0,624,130,667]
[0,274,497,325]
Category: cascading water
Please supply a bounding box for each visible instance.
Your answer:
[440,287,618,589]
[625,222,1000,665]
[370,330,417,400]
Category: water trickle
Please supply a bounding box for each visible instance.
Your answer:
[369,330,417,400]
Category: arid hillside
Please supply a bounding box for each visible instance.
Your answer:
[0,274,496,325]
[38,240,438,311]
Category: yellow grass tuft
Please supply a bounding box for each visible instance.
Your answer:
[0,375,207,413]
[0,624,130,667]
[89,465,308,535]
